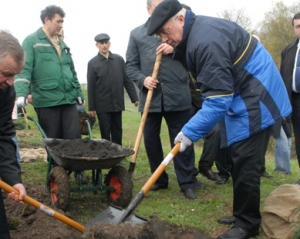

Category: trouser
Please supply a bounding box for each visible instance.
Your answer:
[35,104,81,165]
[215,146,231,179]
[97,112,122,145]
[0,192,10,239]
[198,123,221,170]
[230,127,272,231]
[144,110,195,190]
[292,92,300,166]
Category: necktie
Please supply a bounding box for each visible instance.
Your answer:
[294,47,300,92]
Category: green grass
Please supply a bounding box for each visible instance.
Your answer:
[18,91,300,238]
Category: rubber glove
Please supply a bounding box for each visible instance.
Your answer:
[174,131,192,152]
[16,97,28,108]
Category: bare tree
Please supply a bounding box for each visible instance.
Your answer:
[258,1,300,66]
[218,8,253,33]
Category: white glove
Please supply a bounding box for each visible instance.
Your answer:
[77,97,85,106]
[174,131,192,152]
[16,97,28,108]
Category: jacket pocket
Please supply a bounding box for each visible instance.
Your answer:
[39,79,58,90]
[37,46,54,61]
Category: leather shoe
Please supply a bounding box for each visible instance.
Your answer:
[216,175,229,185]
[261,171,273,178]
[199,168,220,181]
[217,227,259,239]
[150,184,168,191]
[193,176,206,190]
[217,216,236,225]
[182,188,197,199]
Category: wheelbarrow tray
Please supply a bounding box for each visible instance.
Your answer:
[41,138,134,171]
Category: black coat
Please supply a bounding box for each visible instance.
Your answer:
[87,52,138,113]
[0,86,22,186]
[272,39,299,138]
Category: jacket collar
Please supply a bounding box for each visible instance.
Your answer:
[98,51,113,60]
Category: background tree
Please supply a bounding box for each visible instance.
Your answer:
[218,8,254,33]
[258,1,300,66]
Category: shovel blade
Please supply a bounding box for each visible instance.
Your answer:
[85,205,147,228]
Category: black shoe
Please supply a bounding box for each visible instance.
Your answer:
[216,175,229,185]
[217,227,259,239]
[217,216,236,225]
[150,184,168,191]
[261,171,273,178]
[193,176,206,190]
[296,179,300,185]
[199,168,220,181]
[182,188,197,199]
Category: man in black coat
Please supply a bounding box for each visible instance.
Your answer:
[87,33,138,145]
[0,30,27,239]
[280,12,300,180]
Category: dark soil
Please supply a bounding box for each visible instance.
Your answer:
[3,183,212,239]
[46,138,134,159]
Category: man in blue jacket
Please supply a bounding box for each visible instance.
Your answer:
[147,1,292,238]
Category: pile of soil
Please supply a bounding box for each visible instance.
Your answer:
[3,183,212,239]
[46,138,134,159]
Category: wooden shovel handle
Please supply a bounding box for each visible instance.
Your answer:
[130,53,163,164]
[0,180,84,233]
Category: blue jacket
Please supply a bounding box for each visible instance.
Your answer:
[175,12,292,147]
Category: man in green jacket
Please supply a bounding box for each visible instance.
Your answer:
[14,5,84,166]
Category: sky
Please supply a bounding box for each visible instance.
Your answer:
[0,0,297,83]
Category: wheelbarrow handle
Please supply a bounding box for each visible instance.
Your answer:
[0,180,85,233]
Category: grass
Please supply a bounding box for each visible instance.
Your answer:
[18,92,300,238]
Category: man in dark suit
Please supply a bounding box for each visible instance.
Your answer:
[280,12,300,182]
[87,33,138,146]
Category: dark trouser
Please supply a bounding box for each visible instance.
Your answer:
[292,92,300,166]
[97,112,122,145]
[144,110,195,190]
[35,104,81,165]
[35,104,81,139]
[198,123,221,170]
[0,192,10,239]
[215,146,231,179]
[230,127,272,231]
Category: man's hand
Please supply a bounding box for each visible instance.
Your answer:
[144,76,159,90]
[89,110,96,116]
[8,183,26,204]
[156,42,174,55]
[134,101,139,107]
[174,131,192,152]
[16,97,28,108]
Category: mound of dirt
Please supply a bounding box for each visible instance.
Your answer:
[3,183,212,239]
[85,219,212,239]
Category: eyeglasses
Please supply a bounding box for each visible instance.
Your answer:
[160,16,178,36]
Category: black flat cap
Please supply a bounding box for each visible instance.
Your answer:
[94,33,110,42]
[147,0,182,36]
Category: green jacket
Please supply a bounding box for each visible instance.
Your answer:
[14,28,84,108]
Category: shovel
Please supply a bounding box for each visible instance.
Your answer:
[128,53,163,174]
[86,142,181,227]
[0,180,84,232]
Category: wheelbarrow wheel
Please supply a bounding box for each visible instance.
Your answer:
[104,165,133,208]
[47,166,70,211]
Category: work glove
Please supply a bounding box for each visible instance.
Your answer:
[16,97,28,108]
[77,97,85,106]
[174,131,192,152]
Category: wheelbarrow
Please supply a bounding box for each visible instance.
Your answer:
[28,116,134,211]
